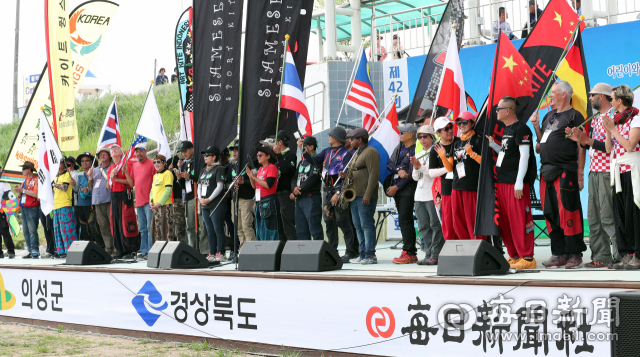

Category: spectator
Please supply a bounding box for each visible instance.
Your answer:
[171,67,178,83]
[269,131,297,242]
[155,68,168,86]
[392,34,405,59]
[126,142,156,259]
[604,85,640,269]
[108,145,140,259]
[89,146,115,256]
[177,141,208,252]
[369,35,387,62]
[411,125,444,265]
[493,7,517,40]
[291,136,323,241]
[75,152,103,247]
[530,80,587,269]
[573,0,582,16]
[347,128,381,265]
[168,155,187,243]
[388,124,419,264]
[230,140,256,250]
[198,146,228,261]
[14,162,39,259]
[522,0,543,38]
[247,146,280,241]
[52,159,78,258]
[0,183,15,259]
[150,154,176,242]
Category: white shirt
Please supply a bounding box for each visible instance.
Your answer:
[412,149,434,202]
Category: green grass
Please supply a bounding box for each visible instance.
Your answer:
[0,82,182,168]
[187,339,215,352]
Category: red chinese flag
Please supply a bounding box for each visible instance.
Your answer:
[488,32,534,110]
[522,0,584,50]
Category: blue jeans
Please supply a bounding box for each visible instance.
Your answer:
[202,204,227,255]
[136,205,153,254]
[21,206,40,254]
[350,197,377,258]
[295,195,324,241]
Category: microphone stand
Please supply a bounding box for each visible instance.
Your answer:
[208,162,250,218]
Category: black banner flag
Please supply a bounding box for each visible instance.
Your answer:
[238,0,314,167]
[474,0,583,236]
[193,0,244,173]
[405,0,464,124]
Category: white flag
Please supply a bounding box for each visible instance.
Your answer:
[136,87,171,158]
[37,112,63,215]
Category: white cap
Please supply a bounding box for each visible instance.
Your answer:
[433,117,452,132]
[134,142,148,150]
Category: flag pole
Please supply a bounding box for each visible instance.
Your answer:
[274,34,290,144]
[335,41,365,126]
[367,94,398,136]
[535,19,583,114]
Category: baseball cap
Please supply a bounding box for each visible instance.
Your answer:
[349,128,369,140]
[417,125,435,135]
[179,141,194,152]
[303,136,318,147]
[433,117,453,132]
[456,111,477,122]
[201,145,220,156]
[396,123,418,134]
[134,142,147,150]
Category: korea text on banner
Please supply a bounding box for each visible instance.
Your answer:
[45,0,77,151]
[174,7,193,141]
[238,0,314,169]
[383,58,409,114]
[192,0,243,174]
[405,0,464,123]
[0,1,118,184]
[37,112,63,216]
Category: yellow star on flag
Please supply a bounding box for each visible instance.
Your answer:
[524,76,528,81]
[502,55,518,73]
[554,11,562,27]
[525,69,528,74]
[519,80,524,85]
[570,21,574,26]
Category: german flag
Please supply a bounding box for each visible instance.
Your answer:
[555,30,592,120]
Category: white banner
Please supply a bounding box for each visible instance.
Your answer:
[383,58,410,115]
[0,268,622,356]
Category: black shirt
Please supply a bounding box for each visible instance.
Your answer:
[179,158,198,201]
[496,121,537,185]
[230,162,255,200]
[451,135,483,191]
[169,156,182,200]
[276,148,297,192]
[429,138,459,196]
[540,108,584,172]
[292,156,322,197]
[197,165,226,209]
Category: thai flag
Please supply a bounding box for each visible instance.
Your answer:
[97,98,121,148]
[346,49,379,132]
[280,43,312,136]
[369,104,400,184]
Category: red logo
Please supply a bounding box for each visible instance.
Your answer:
[366,307,395,338]
[433,50,447,65]
[523,135,529,140]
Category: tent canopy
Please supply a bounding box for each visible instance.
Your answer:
[312,0,447,42]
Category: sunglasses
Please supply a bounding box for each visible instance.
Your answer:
[418,135,431,139]
[203,154,214,157]
[442,125,454,132]
[257,153,265,158]
[153,160,165,164]
[456,120,471,126]
[496,107,511,111]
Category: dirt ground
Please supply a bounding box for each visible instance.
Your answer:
[0,322,265,357]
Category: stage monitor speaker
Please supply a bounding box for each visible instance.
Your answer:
[611,290,640,357]
[238,241,285,272]
[147,241,168,268]
[158,242,208,269]
[66,241,112,265]
[280,240,343,272]
[437,240,509,276]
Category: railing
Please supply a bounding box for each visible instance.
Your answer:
[304,81,326,134]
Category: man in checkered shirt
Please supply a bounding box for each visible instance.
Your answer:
[566,83,621,268]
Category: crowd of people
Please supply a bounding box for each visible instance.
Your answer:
[0,80,638,271]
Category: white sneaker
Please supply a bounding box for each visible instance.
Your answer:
[215,252,227,262]
[349,257,363,264]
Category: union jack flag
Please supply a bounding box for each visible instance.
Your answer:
[345,49,380,132]
[97,98,121,149]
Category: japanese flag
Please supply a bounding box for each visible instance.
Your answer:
[38,111,63,215]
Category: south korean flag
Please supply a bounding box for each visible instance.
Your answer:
[38,111,63,215]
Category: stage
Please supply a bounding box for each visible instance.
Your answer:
[0,241,635,357]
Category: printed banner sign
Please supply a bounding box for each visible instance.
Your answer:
[174,6,193,142]
[23,75,40,107]
[0,269,622,356]
[1,1,118,183]
[383,59,409,115]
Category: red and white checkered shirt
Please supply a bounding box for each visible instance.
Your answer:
[612,114,640,174]
[589,108,614,172]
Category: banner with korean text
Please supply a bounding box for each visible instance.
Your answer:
[0,268,623,356]
[0,1,118,183]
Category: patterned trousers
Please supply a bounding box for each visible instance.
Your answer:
[152,205,177,242]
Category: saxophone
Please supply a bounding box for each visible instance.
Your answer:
[338,149,359,210]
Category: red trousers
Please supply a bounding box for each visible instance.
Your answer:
[497,182,534,258]
[451,190,486,240]
[441,194,458,240]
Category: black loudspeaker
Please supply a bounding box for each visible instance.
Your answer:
[437,240,509,276]
[611,290,640,357]
[147,241,168,268]
[158,242,208,269]
[238,241,285,271]
[65,241,112,265]
[280,240,343,272]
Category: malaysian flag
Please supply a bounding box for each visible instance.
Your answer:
[345,48,379,132]
[97,97,121,149]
